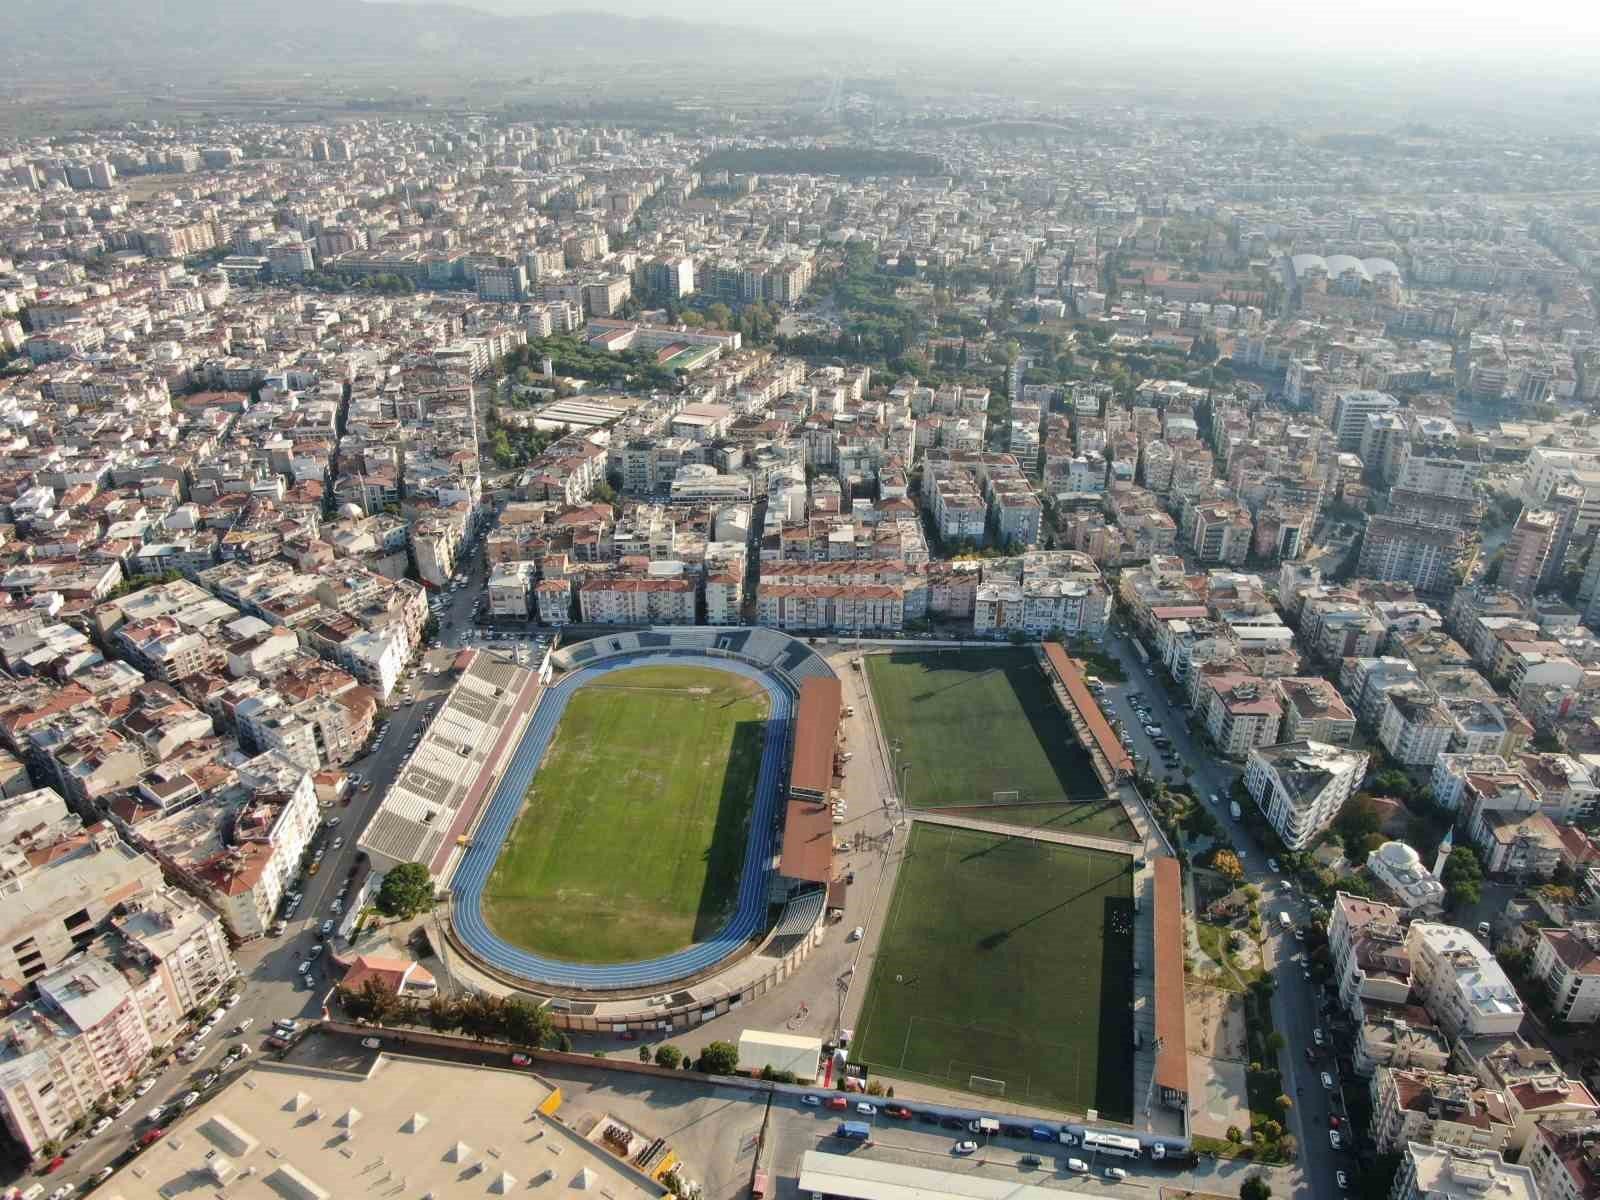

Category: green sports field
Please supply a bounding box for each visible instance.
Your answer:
[853,824,1136,1118]
[864,649,1125,831]
[480,665,768,963]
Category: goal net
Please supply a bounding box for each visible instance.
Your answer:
[990,790,1021,805]
[968,1074,1007,1097]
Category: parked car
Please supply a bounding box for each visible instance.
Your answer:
[1336,1170,1350,1190]
[180,1091,200,1109]
[199,1071,219,1089]
[134,1078,156,1096]
[885,1106,912,1120]
[952,1140,977,1156]
[825,1097,848,1111]
[1019,1154,1042,1169]
[233,1018,253,1034]
[1066,1158,1089,1174]
[1321,1071,1335,1089]
[139,1128,166,1147]
[90,1116,113,1136]
[1104,1167,1128,1181]
[361,1038,382,1049]
[854,1102,877,1116]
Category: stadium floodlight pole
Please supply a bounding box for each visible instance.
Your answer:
[899,762,911,809]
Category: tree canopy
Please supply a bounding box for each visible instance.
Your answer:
[697,1040,739,1075]
[375,862,435,918]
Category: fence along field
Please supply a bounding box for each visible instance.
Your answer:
[479,664,768,964]
[852,824,1136,1119]
[862,648,1134,838]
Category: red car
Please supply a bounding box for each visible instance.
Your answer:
[1329,1115,1343,1129]
[41,1155,66,1174]
[511,1053,532,1066]
[825,1097,848,1111]
[139,1127,166,1148]
[885,1106,913,1120]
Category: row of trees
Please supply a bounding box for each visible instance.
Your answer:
[333,978,747,1078]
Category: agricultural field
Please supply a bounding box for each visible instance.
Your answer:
[480,665,768,963]
[852,824,1137,1118]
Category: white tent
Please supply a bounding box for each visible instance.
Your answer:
[490,1171,518,1194]
[445,1140,472,1163]
[402,1112,429,1133]
[572,1167,598,1190]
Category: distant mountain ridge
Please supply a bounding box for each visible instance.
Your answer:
[8,0,767,72]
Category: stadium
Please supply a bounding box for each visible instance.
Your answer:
[425,628,842,998]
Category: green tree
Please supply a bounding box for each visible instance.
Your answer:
[706,303,733,330]
[1240,1175,1272,1200]
[1334,795,1382,847]
[1266,1032,1286,1054]
[501,997,552,1049]
[639,1045,652,1063]
[697,1040,739,1075]
[654,1045,683,1069]
[1441,845,1485,910]
[1212,849,1244,883]
[375,862,436,918]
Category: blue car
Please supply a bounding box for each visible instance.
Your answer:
[1030,1126,1056,1142]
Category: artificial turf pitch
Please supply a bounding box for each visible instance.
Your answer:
[480,664,768,964]
[864,648,1125,826]
[852,824,1136,1119]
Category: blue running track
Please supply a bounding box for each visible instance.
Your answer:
[450,652,793,990]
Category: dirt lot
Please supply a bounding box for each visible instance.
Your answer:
[1185,982,1247,1061]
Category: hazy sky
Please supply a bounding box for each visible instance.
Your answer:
[436,0,1600,61]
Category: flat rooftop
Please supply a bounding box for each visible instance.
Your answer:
[97,1044,662,1200]
[798,1149,1103,1200]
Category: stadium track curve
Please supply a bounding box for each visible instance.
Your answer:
[449,652,794,990]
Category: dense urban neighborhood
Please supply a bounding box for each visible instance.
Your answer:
[1,11,1600,1200]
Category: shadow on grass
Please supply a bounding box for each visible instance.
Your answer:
[691,718,767,942]
[880,649,1106,804]
[1096,894,1137,1123]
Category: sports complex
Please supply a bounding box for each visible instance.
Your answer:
[362,631,1185,1134]
[436,627,844,995]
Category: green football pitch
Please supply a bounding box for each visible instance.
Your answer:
[852,824,1136,1118]
[864,649,1128,834]
[480,664,768,964]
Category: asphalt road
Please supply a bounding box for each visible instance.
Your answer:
[1096,632,1345,1200]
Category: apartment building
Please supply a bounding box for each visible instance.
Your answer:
[1186,500,1252,565]
[1197,670,1283,759]
[0,805,164,998]
[1332,388,1400,452]
[577,574,696,625]
[1370,1067,1513,1155]
[487,560,538,619]
[1523,1120,1600,1200]
[1378,686,1455,767]
[1274,676,1357,745]
[1389,1143,1538,1200]
[411,519,461,590]
[1503,507,1562,599]
[1244,740,1369,851]
[1405,923,1525,1039]
[755,583,904,634]
[0,888,232,1157]
[1531,926,1600,1024]
[1458,1037,1600,1152]
[1357,514,1465,592]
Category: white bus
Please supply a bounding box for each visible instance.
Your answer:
[1081,1131,1142,1159]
